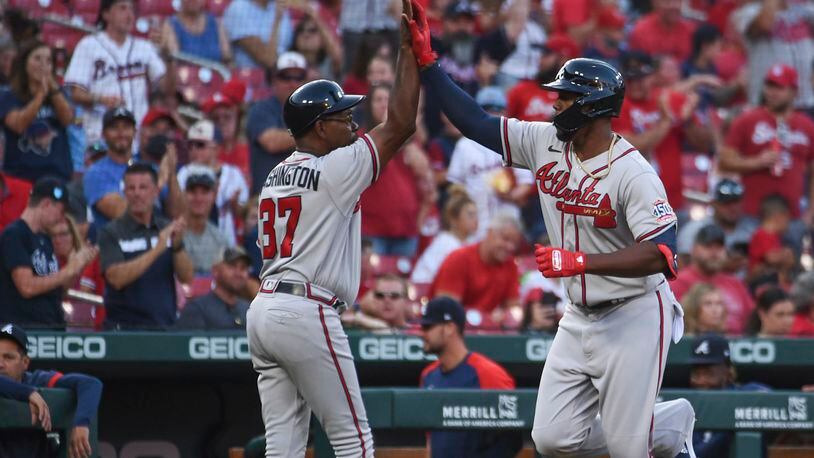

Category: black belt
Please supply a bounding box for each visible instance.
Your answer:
[262,280,348,313]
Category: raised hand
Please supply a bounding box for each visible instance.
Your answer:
[405,0,437,67]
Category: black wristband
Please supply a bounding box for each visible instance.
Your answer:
[172,242,185,253]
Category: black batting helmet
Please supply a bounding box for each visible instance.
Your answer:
[542,58,625,141]
[284,80,365,137]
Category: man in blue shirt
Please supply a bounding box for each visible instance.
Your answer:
[689,333,771,457]
[0,323,103,458]
[222,0,293,70]
[419,297,522,458]
[97,163,194,330]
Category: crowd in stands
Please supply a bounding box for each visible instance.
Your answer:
[0,0,813,338]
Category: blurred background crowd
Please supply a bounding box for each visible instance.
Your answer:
[0,0,813,338]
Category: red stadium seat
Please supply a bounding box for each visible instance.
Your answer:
[177,64,226,107]
[137,0,177,16]
[208,0,230,17]
[41,22,88,53]
[369,254,413,277]
[9,0,69,17]
[234,67,271,101]
[69,0,99,15]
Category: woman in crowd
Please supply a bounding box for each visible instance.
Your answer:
[746,287,796,337]
[0,40,73,182]
[410,185,478,283]
[681,283,729,335]
[162,0,232,64]
[290,6,342,81]
[519,288,560,334]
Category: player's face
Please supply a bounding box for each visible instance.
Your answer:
[697,290,726,333]
[104,1,135,34]
[25,45,52,85]
[0,340,28,382]
[124,172,159,215]
[451,203,478,238]
[759,299,795,336]
[420,322,450,354]
[185,186,215,217]
[319,109,359,147]
[103,120,135,157]
[689,364,729,390]
[552,91,578,116]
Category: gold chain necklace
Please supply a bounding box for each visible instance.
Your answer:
[572,133,619,181]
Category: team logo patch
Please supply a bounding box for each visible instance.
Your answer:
[652,199,676,224]
[552,250,562,271]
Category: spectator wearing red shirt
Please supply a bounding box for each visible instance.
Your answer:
[550,0,597,47]
[628,0,697,62]
[671,224,756,334]
[202,79,250,181]
[0,173,32,232]
[506,34,578,122]
[719,64,814,221]
[419,296,522,458]
[612,52,711,212]
[360,84,425,257]
[748,195,796,288]
[790,272,814,337]
[430,214,521,328]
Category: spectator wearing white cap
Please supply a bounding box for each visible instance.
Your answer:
[177,120,248,246]
[180,165,229,275]
[246,51,307,194]
[223,0,293,70]
[446,87,534,241]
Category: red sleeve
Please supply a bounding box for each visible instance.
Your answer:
[47,371,64,388]
[420,361,440,387]
[611,103,633,134]
[748,230,782,267]
[470,353,515,389]
[552,0,592,32]
[506,85,521,119]
[430,249,468,298]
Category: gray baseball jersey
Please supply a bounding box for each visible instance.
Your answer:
[257,134,380,304]
[500,118,677,306]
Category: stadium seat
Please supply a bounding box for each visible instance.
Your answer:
[41,22,88,53]
[234,67,271,101]
[188,275,214,298]
[177,64,226,108]
[369,254,413,277]
[69,0,99,15]
[208,0,230,17]
[682,151,712,196]
[9,0,69,17]
[137,0,177,16]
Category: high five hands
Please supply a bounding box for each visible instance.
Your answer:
[402,0,437,67]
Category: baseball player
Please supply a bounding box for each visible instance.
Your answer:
[407,4,696,457]
[245,1,419,456]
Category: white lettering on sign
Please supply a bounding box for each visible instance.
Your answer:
[188,337,250,360]
[358,337,434,361]
[729,341,776,364]
[27,336,106,359]
[526,338,553,361]
[733,397,811,429]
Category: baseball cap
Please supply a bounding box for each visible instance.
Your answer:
[217,246,251,266]
[621,51,655,79]
[421,296,466,329]
[141,108,176,128]
[713,179,744,203]
[597,8,626,30]
[542,34,581,59]
[445,1,478,19]
[0,323,29,355]
[202,79,248,113]
[187,120,216,142]
[30,176,68,204]
[102,106,136,129]
[524,288,560,306]
[690,333,730,365]
[183,164,217,191]
[694,224,726,246]
[276,51,308,74]
[765,63,798,89]
[475,86,507,111]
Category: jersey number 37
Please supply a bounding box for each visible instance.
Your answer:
[259,196,302,259]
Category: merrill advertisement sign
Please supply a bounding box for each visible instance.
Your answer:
[440,394,525,428]
[733,396,812,429]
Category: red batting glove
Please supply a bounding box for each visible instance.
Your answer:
[407,0,438,67]
[534,244,587,278]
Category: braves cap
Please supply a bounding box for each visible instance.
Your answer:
[694,224,725,246]
[690,333,730,365]
[765,63,798,89]
[102,106,136,129]
[31,176,68,204]
[0,323,29,355]
[421,296,466,329]
[187,120,216,142]
[276,51,308,73]
[713,179,744,203]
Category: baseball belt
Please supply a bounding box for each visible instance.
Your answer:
[260,278,349,314]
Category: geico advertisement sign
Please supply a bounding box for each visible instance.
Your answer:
[357,337,435,361]
[189,336,250,360]
[526,338,554,362]
[729,341,776,364]
[26,336,106,359]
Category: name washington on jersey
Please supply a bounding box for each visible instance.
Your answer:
[265,164,321,191]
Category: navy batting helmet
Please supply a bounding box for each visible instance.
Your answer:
[542,58,625,141]
[284,80,365,137]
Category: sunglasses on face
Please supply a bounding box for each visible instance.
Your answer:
[189,140,208,149]
[277,72,306,82]
[374,291,402,300]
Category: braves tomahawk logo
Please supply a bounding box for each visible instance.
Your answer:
[536,161,617,228]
